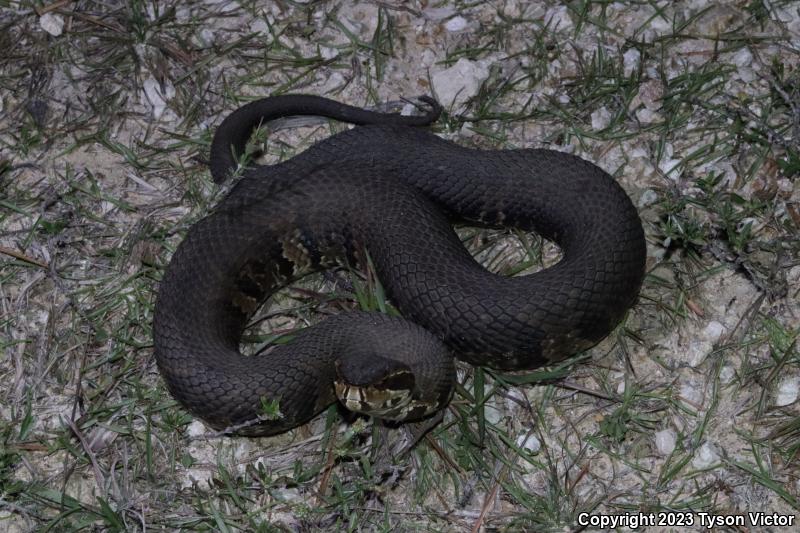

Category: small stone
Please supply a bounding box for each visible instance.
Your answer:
[142,77,175,119]
[424,7,456,21]
[445,16,468,32]
[320,46,338,60]
[719,365,736,385]
[737,66,756,83]
[701,321,726,343]
[775,377,799,407]
[420,48,437,67]
[275,487,303,503]
[649,14,672,37]
[233,440,256,473]
[591,107,612,130]
[186,420,207,437]
[100,200,116,215]
[250,19,269,34]
[40,13,64,36]
[654,429,677,455]
[181,467,214,489]
[484,398,503,424]
[0,509,27,533]
[680,381,703,407]
[459,123,475,138]
[321,71,345,92]
[340,17,364,35]
[545,6,573,31]
[432,58,491,108]
[638,189,659,208]
[623,49,641,76]
[504,0,523,18]
[198,28,215,45]
[773,4,800,34]
[636,107,661,125]
[516,433,541,453]
[776,178,793,195]
[731,48,756,83]
[732,47,753,68]
[687,339,712,367]
[639,80,663,110]
[692,442,720,469]
[788,266,800,286]
[400,103,417,116]
[658,157,682,180]
[87,427,118,453]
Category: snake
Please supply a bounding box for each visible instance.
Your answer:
[153,95,646,436]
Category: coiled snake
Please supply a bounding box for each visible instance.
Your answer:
[153,95,646,436]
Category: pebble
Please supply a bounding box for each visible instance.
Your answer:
[424,7,456,21]
[638,189,659,208]
[320,46,338,60]
[680,381,703,408]
[773,3,800,34]
[181,467,214,489]
[0,510,26,533]
[688,339,713,367]
[250,19,269,35]
[635,107,661,125]
[142,77,175,119]
[545,6,573,31]
[786,264,800,284]
[459,123,476,138]
[719,365,736,385]
[648,13,672,37]
[623,49,641,76]
[654,429,677,455]
[186,420,207,437]
[591,107,612,130]
[639,80,663,110]
[432,58,491,108]
[731,48,756,83]
[445,16,468,32]
[692,442,720,469]
[484,398,504,424]
[658,155,682,180]
[732,47,753,68]
[275,487,303,503]
[198,28,215,46]
[702,321,726,343]
[516,433,541,453]
[420,48,437,67]
[340,16,364,35]
[775,377,799,407]
[40,13,64,36]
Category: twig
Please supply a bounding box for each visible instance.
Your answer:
[0,246,49,268]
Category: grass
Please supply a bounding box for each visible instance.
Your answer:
[1,1,799,531]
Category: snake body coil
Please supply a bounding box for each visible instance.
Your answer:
[153,95,646,435]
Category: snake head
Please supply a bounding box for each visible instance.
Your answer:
[334,357,419,421]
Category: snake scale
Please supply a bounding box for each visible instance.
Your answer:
[153,95,646,436]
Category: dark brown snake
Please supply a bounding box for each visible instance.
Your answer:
[153,95,646,436]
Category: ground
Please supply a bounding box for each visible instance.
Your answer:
[1,1,799,531]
